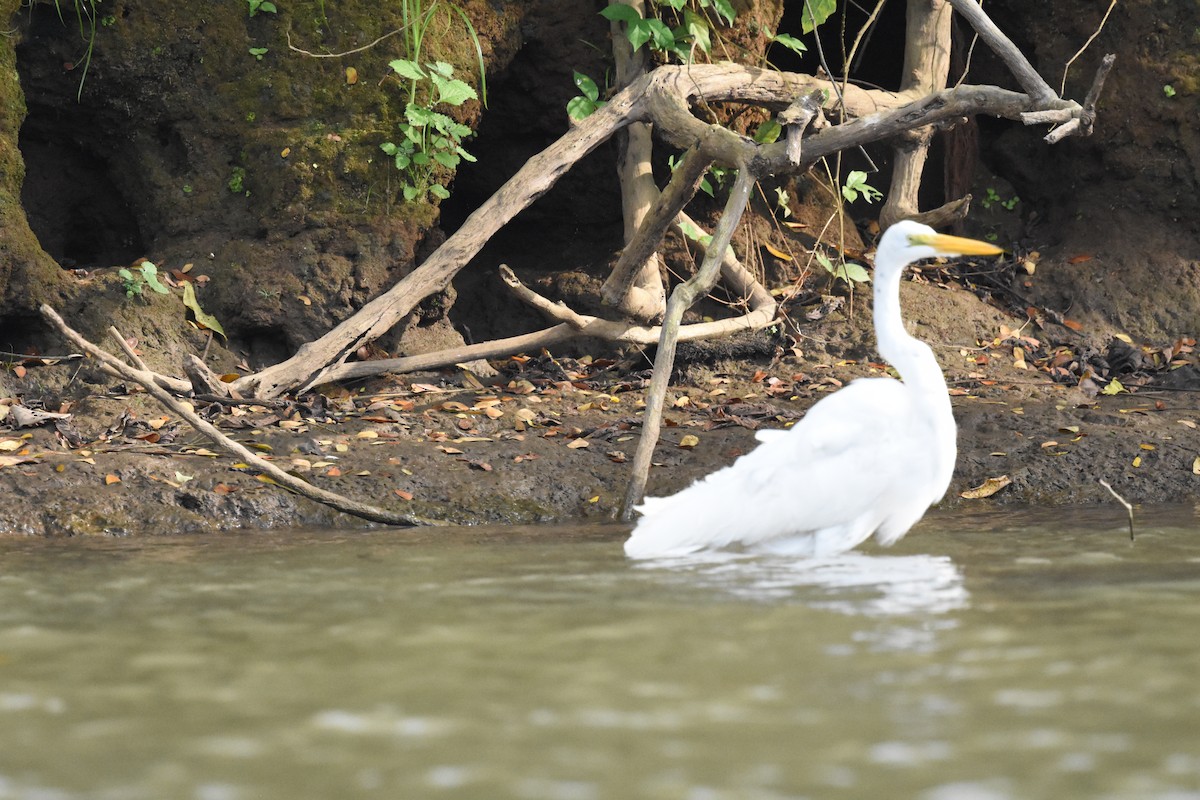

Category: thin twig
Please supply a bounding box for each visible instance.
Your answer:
[1060,0,1119,96]
[107,326,149,372]
[40,304,439,528]
[0,350,83,363]
[1098,478,1135,541]
[285,26,408,59]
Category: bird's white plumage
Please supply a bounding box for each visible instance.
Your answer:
[625,220,1003,560]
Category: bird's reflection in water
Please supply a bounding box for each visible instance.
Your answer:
[632,550,968,617]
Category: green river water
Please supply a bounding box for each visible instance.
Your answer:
[0,506,1198,799]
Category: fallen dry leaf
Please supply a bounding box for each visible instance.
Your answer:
[0,454,35,468]
[762,242,792,261]
[961,475,1012,499]
[104,474,121,485]
[394,489,414,501]
[567,438,590,449]
[678,434,700,449]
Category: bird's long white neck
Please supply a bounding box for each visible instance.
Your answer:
[873,263,949,398]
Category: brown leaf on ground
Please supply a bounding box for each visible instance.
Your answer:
[961,475,1011,499]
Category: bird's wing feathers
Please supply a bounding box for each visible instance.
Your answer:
[629,378,928,555]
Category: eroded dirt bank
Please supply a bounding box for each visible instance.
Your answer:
[1,281,1195,538]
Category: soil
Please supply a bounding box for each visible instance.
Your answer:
[1,283,1195,537]
[1,0,1200,536]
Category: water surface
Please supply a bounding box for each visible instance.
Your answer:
[1,507,1198,799]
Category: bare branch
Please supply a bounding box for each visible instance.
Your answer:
[947,0,1059,105]
[41,304,437,527]
[623,167,757,518]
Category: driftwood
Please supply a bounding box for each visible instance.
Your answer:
[41,0,1114,526]
[122,43,1103,402]
[39,304,440,527]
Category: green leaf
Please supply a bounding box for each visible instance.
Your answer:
[455,146,477,163]
[406,105,437,127]
[567,96,599,121]
[626,19,655,51]
[707,0,736,25]
[380,141,398,155]
[259,1,276,12]
[657,0,687,10]
[118,268,134,281]
[182,282,226,339]
[600,4,642,24]
[842,170,883,204]
[433,151,460,169]
[429,61,455,77]
[754,118,782,144]
[836,262,871,284]
[677,219,712,247]
[389,59,426,81]
[139,262,169,294]
[402,185,421,202]
[771,32,807,54]
[801,0,836,34]
[394,153,411,170]
[431,74,478,106]
[645,18,676,49]
[683,9,710,53]
[429,184,450,200]
[573,71,600,102]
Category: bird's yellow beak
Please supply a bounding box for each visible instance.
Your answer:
[910,232,1005,257]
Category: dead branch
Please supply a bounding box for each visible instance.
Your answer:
[879,0,953,229]
[499,265,775,345]
[622,167,757,519]
[946,0,1059,106]
[602,143,714,319]
[218,0,1111,401]
[40,304,439,527]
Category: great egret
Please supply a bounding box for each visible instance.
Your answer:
[625,220,1003,559]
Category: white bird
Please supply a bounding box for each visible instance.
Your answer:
[625,219,1003,559]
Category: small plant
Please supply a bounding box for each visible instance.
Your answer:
[227,167,246,194]
[841,170,882,204]
[601,0,733,63]
[981,186,1019,211]
[815,251,870,287]
[118,261,170,298]
[181,184,193,194]
[248,47,268,61]
[770,31,806,54]
[667,153,732,197]
[247,0,277,17]
[381,60,477,202]
[1163,84,1177,98]
[772,186,792,218]
[567,71,607,121]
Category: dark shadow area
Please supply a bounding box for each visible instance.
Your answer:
[438,0,624,346]
[14,3,146,269]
